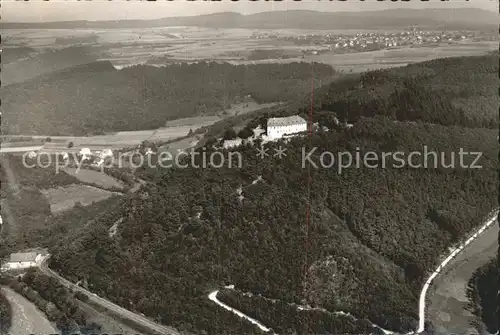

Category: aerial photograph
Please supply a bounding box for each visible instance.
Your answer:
[0,1,498,335]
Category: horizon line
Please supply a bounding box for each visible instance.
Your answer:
[3,7,497,24]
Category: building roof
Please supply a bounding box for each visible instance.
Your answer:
[267,115,307,127]
[224,138,242,145]
[9,252,38,263]
[223,138,243,148]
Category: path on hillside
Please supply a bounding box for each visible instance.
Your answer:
[1,287,56,335]
[418,211,498,334]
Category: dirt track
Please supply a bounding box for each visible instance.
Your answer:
[1,287,56,335]
[427,221,498,334]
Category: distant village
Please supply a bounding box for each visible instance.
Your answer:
[251,29,488,55]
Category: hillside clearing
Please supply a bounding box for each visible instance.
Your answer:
[41,185,120,213]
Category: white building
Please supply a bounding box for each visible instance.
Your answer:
[223,138,243,149]
[92,148,114,166]
[97,148,113,159]
[2,252,43,271]
[267,115,307,140]
[79,148,92,161]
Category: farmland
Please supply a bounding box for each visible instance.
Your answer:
[63,168,125,191]
[3,26,496,75]
[41,185,120,214]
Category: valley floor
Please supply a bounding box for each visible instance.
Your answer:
[1,287,56,335]
[427,221,499,334]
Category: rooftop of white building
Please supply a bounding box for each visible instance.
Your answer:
[267,115,307,127]
[9,252,39,263]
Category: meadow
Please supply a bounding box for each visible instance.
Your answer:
[41,185,120,214]
[4,27,496,74]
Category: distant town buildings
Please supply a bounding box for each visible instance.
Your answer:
[79,147,92,160]
[223,138,243,149]
[272,29,481,55]
[267,115,307,140]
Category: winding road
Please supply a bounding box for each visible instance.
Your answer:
[208,290,275,334]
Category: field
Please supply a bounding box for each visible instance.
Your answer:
[118,40,498,73]
[63,168,125,191]
[41,185,120,213]
[427,222,499,334]
[3,27,496,74]
[222,42,498,72]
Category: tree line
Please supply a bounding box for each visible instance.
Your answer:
[0,289,12,335]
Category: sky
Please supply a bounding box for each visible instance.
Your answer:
[2,0,497,22]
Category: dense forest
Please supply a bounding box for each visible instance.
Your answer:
[0,290,12,335]
[467,257,498,334]
[195,53,498,144]
[47,115,496,334]
[1,271,102,335]
[2,61,336,135]
[307,53,498,129]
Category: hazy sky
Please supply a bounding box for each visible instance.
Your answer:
[2,0,497,22]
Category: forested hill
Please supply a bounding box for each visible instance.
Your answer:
[307,53,498,129]
[1,61,335,136]
[3,53,497,136]
[202,53,498,142]
[48,115,497,334]
[9,53,498,334]
[2,46,99,86]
